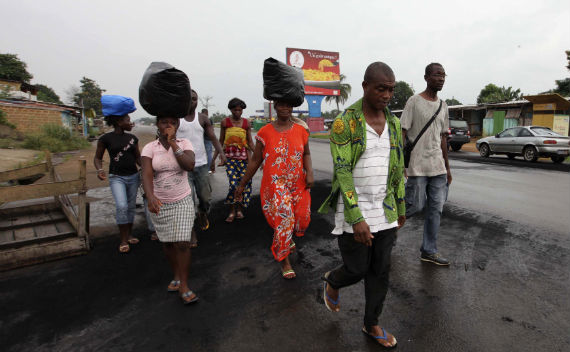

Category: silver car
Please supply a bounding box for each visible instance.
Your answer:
[476,126,570,163]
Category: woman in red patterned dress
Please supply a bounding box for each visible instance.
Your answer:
[235,101,313,279]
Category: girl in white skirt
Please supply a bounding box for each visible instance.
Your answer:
[141,116,198,304]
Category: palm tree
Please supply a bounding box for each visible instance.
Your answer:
[325,74,352,112]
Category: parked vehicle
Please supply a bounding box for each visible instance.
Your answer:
[476,126,570,163]
[447,119,470,151]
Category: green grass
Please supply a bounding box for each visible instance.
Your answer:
[310,133,330,139]
[0,138,24,149]
[22,124,90,153]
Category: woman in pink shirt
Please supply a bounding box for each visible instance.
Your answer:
[141,116,198,304]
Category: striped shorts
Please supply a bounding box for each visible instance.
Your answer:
[149,195,195,243]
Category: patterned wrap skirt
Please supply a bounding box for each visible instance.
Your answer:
[224,158,252,208]
[149,195,195,242]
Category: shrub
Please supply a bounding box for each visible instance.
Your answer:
[0,108,16,129]
[23,124,90,152]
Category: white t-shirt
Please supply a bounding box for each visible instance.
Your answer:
[332,123,398,234]
[177,112,207,167]
[400,94,449,177]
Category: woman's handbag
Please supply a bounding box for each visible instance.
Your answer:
[403,100,443,168]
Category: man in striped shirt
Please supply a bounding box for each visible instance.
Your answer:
[318,62,406,349]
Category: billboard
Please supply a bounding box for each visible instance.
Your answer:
[286,48,340,96]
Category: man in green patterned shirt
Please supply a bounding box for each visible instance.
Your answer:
[318,62,405,348]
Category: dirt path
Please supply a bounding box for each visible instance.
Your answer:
[0,149,42,172]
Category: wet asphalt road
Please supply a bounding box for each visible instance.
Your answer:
[1,136,569,351]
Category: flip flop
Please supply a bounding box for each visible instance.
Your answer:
[289,241,296,253]
[322,272,340,312]
[361,326,397,348]
[127,238,139,244]
[167,280,180,292]
[236,211,244,219]
[225,213,236,223]
[200,217,210,231]
[282,269,296,279]
[181,290,199,305]
[119,243,130,253]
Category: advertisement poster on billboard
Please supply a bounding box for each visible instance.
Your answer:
[286,48,340,96]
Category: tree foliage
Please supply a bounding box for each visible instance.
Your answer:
[136,117,156,126]
[324,74,352,111]
[390,81,414,110]
[553,78,570,97]
[211,112,227,123]
[477,83,522,104]
[445,97,462,106]
[0,53,33,82]
[36,84,63,104]
[73,77,105,115]
[199,95,214,110]
[321,110,341,119]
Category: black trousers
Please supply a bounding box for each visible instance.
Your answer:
[324,227,397,330]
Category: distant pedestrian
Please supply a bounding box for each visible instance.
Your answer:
[141,115,199,304]
[318,62,405,348]
[235,100,313,279]
[211,98,255,222]
[201,108,215,168]
[177,90,226,246]
[94,95,141,254]
[400,63,452,266]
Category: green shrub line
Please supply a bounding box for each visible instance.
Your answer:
[0,108,16,129]
[22,124,90,153]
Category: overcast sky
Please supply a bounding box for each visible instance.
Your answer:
[2,0,569,118]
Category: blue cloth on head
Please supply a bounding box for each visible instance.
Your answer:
[101,95,137,116]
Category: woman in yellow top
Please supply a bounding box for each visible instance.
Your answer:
[211,98,255,222]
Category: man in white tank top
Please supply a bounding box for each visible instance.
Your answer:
[178,90,227,241]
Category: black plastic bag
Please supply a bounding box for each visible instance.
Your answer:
[139,62,191,117]
[263,57,305,107]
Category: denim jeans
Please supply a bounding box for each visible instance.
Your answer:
[405,174,448,255]
[204,139,214,168]
[188,164,212,214]
[108,172,140,225]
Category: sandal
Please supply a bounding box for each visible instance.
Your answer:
[201,217,210,231]
[236,210,244,219]
[322,272,340,312]
[127,237,139,244]
[167,280,180,292]
[119,243,130,253]
[361,326,397,348]
[150,233,158,241]
[282,269,296,279]
[225,213,236,223]
[289,241,296,253]
[181,290,199,305]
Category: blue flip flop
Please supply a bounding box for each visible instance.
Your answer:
[361,327,397,348]
[322,272,340,312]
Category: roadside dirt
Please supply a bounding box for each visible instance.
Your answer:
[0,149,42,172]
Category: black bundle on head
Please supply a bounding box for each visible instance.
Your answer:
[228,98,247,110]
[139,62,191,118]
